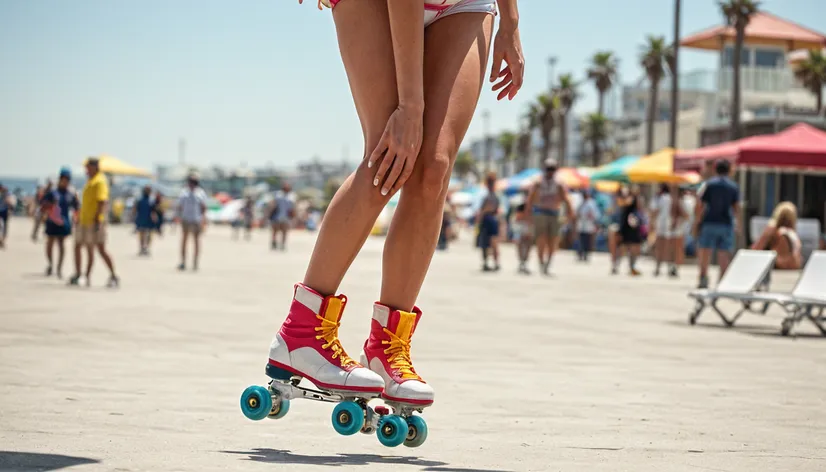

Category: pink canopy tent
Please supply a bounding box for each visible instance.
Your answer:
[675,123,826,171]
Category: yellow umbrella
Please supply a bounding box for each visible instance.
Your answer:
[626,148,700,184]
[82,155,152,178]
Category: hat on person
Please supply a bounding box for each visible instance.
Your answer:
[86,157,100,167]
[543,158,558,170]
[59,167,72,180]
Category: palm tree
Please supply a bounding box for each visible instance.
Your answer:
[516,129,532,172]
[498,131,517,161]
[527,94,556,165]
[581,113,610,167]
[719,0,760,139]
[640,35,673,155]
[553,73,578,166]
[793,49,826,115]
[587,51,618,116]
[497,131,518,176]
[453,150,477,179]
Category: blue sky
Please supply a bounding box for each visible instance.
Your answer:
[1,0,822,178]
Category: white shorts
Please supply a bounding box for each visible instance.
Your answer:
[324,0,496,28]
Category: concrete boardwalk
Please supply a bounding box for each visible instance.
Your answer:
[1,219,824,472]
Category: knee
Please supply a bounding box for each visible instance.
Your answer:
[405,151,452,206]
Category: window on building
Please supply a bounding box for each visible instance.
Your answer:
[723,46,751,66]
[754,49,784,68]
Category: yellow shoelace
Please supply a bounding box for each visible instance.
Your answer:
[381,328,420,380]
[314,315,357,367]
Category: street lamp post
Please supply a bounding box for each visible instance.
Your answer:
[482,109,491,172]
[669,0,681,149]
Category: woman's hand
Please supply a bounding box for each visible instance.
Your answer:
[368,105,424,196]
[489,22,525,101]
[297,0,324,10]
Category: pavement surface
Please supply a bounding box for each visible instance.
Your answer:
[1,217,824,472]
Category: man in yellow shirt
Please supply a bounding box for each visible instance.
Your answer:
[69,158,119,287]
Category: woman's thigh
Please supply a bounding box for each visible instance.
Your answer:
[332,0,398,150]
[413,13,494,182]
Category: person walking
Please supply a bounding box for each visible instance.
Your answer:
[268,184,296,251]
[694,159,741,289]
[476,172,501,271]
[0,184,12,249]
[68,158,119,287]
[176,174,207,271]
[525,159,574,275]
[31,180,53,242]
[41,168,79,277]
[617,186,644,276]
[511,192,533,274]
[576,189,599,262]
[133,185,157,256]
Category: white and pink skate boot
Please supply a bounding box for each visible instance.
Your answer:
[265,284,385,394]
[361,304,434,406]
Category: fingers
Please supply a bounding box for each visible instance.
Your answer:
[381,152,407,196]
[390,159,414,195]
[489,50,504,83]
[373,147,397,195]
[368,130,389,169]
[507,55,525,100]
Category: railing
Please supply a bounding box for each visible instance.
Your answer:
[653,67,804,94]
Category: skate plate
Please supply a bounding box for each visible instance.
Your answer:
[239,364,429,447]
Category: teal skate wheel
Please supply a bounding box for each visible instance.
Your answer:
[268,397,290,420]
[331,401,364,436]
[377,415,407,447]
[240,385,272,421]
[404,416,428,448]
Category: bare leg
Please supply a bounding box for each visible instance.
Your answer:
[674,235,685,266]
[180,228,189,267]
[193,233,200,269]
[380,12,493,310]
[698,248,711,279]
[97,243,116,277]
[45,236,54,271]
[280,226,288,249]
[654,236,665,274]
[536,236,548,268]
[56,237,66,276]
[85,244,94,279]
[73,242,82,277]
[718,250,732,276]
[546,235,559,272]
[301,0,400,296]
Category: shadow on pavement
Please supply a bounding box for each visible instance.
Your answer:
[221,448,512,471]
[0,451,99,471]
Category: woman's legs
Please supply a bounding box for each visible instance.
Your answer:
[300,0,398,296]
[654,235,665,275]
[380,12,493,310]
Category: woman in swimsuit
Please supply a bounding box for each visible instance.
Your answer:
[268,0,523,409]
[751,201,802,270]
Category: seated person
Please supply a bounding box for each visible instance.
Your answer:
[751,202,802,270]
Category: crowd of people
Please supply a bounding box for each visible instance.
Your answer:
[2,158,303,288]
[462,157,809,289]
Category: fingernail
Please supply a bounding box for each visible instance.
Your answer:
[373,178,379,186]
[367,161,372,168]
[381,188,388,196]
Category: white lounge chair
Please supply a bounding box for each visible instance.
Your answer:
[733,251,826,336]
[687,250,777,327]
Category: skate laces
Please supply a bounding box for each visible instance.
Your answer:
[314,316,357,367]
[382,328,420,380]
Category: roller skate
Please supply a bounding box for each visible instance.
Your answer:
[240,284,392,442]
[360,303,434,448]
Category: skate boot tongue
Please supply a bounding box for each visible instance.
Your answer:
[315,295,357,368]
[383,310,420,380]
